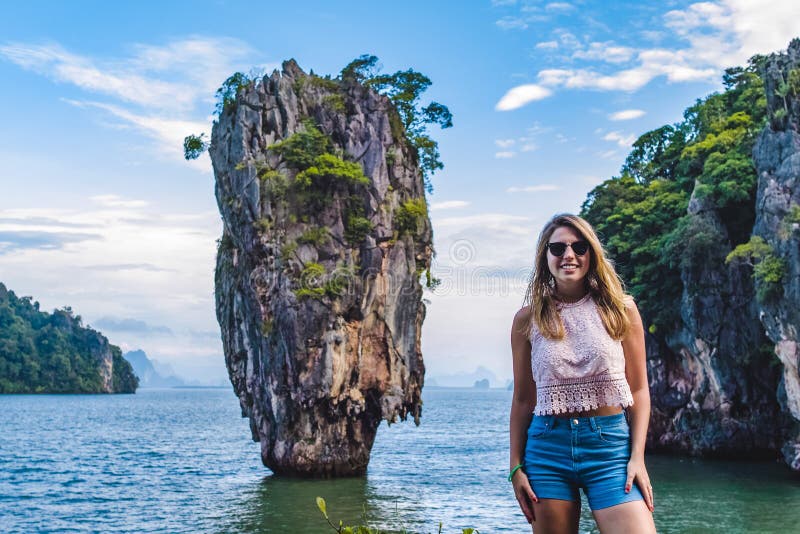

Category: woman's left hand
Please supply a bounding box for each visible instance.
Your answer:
[625,456,654,512]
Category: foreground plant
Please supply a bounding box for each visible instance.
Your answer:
[316,497,478,534]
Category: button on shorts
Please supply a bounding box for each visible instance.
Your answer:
[523,412,644,510]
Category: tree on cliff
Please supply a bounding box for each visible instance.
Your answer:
[341,54,453,193]
[186,55,453,194]
[581,53,766,333]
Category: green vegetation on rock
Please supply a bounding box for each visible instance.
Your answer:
[183,133,208,160]
[394,198,428,235]
[295,153,371,189]
[270,119,332,169]
[0,283,138,394]
[344,214,374,244]
[726,236,786,303]
[215,71,256,115]
[581,54,767,331]
[341,54,452,193]
[298,226,331,246]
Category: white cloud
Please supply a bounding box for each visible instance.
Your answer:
[506,184,560,193]
[431,200,470,210]
[435,213,531,233]
[495,138,516,148]
[0,42,193,111]
[0,38,270,166]
[520,143,539,152]
[495,151,516,158]
[603,131,636,147]
[495,83,553,110]
[640,30,666,43]
[0,201,223,382]
[545,2,574,11]
[90,194,149,209]
[573,42,636,64]
[64,99,210,168]
[496,17,529,30]
[609,109,646,121]
[535,41,559,50]
[555,30,581,50]
[497,0,800,107]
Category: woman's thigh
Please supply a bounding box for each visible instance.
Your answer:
[592,500,656,534]
[531,499,581,534]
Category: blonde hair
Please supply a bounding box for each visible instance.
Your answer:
[522,213,630,340]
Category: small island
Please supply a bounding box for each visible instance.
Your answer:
[0,282,138,394]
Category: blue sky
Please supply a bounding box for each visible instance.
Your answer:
[1,0,797,384]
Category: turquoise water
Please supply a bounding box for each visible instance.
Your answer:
[1,388,799,533]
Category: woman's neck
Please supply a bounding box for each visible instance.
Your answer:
[554,284,587,303]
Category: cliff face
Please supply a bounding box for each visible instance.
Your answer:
[647,193,786,458]
[752,40,800,470]
[646,40,800,470]
[211,61,432,476]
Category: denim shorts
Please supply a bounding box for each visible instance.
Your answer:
[523,412,644,510]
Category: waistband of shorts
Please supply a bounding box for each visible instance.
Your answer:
[532,411,627,431]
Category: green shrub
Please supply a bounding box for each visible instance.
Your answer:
[280,240,298,259]
[269,120,331,170]
[215,72,253,115]
[787,204,800,224]
[255,218,272,232]
[294,287,326,299]
[298,226,331,246]
[345,214,373,244]
[323,93,346,113]
[425,267,441,290]
[726,236,786,302]
[307,75,340,91]
[296,154,370,189]
[394,198,428,234]
[183,133,208,160]
[294,263,327,300]
[217,233,235,253]
[324,263,356,298]
[258,169,289,199]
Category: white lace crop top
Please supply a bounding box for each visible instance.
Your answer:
[529,293,634,415]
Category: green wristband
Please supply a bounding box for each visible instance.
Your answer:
[508,463,524,482]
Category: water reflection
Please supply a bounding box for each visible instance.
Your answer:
[219,475,423,534]
[645,455,800,534]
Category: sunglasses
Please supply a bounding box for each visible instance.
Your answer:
[546,240,590,257]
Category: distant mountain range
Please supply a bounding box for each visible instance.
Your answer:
[123,350,185,388]
[426,366,507,388]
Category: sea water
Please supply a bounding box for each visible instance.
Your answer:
[1,388,799,533]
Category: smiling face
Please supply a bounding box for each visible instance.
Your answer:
[546,225,591,292]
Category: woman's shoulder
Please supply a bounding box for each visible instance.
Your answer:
[513,305,531,321]
[512,306,535,340]
[622,294,636,310]
[512,306,536,339]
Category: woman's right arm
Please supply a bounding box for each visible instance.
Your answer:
[510,306,538,524]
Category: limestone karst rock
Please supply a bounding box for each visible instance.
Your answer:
[210,60,433,476]
[752,38,800,470]
[643,39,800,471]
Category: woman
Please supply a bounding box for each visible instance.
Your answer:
[509,213,656,533]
